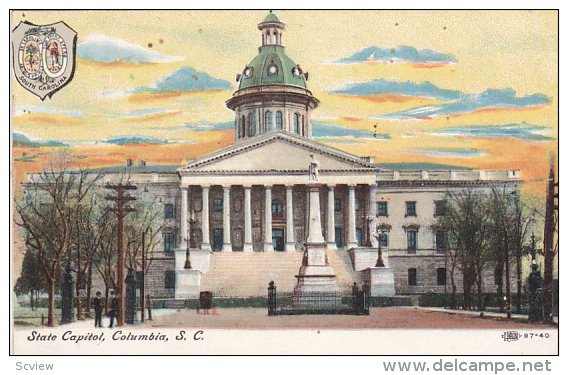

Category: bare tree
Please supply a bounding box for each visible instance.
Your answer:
[15,152,101,326]
[437,189,492,310]
[72,195,112,318]
[124,192,167,314]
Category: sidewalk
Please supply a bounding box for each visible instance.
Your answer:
[400,306,559,324]
[32,308,180,330]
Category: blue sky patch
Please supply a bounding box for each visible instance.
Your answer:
[432,123,555,141]
[104,135,166,145]
[77,34,183,63]
[413,148,487,158]
[331,45,457,65]
[379,88,551,119]
[130,67,232,94]
[330,79,461,100]
[312,121,390,139]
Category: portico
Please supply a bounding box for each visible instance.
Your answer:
[177,132,377,252]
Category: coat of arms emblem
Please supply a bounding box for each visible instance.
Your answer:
[11,21,77,100]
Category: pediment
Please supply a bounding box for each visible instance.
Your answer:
[179,132,377,174]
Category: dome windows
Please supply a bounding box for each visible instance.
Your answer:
[292,65,303,77]
[243,66,253,78]
[267,64,278,76]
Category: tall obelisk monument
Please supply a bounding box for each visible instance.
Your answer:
[293,155,338,298]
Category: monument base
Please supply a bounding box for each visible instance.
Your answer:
[293,243,339,307]
[175,269,201,300]
[362,267,396,297]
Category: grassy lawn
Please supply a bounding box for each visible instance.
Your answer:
[13,306,63,327]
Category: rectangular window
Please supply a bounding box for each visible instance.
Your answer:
[434,200,447,216]
[437,268,447,286]
[164,271,176,289]
[378,232,389,247]
[407,230,417,253]
[406,201,417,217]
[163,232,175,252]
[213,198,223,213]
[164,203,175,219]
[408,268,417,286]
[334,197,342,212]
[435,230,447,253]
[377,201,388,216]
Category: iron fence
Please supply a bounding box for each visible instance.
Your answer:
[267,281,370,315]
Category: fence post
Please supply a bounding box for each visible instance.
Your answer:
[268,281,276,316]
[147,295,153,321]
[363,281,371,315]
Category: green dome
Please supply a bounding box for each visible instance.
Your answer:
[262,12,280,23]
[238,45,307,90]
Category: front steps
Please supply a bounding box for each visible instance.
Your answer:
[199,250,362,297]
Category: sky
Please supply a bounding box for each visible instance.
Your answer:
[11,10,558,198]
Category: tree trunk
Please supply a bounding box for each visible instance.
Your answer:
[496,263,504,312]
[462,275,469,310]
[75,276,83,320]
[85,261,93,318]
[476,274,484,311]
[29,290,34,311]
[47,279,56,327]
[450,268,457,309]
[516,255,522,313]
[505,249,511,317]
[104,285,109,312]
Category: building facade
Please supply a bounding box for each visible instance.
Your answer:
[26,12,521,299]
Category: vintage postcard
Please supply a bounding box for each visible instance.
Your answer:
[9,9,558,356]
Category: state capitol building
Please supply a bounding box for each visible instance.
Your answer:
[30,12,521,300]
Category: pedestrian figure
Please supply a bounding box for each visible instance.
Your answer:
[108,291,118,328]
[94,291,103,328]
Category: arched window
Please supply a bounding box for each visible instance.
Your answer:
[275,111,283,130]
[265,111,273,132]
[271,199,282,214]
[294,113,301,134]
[241,115,246,138]
[248,113,256,137]
[301,115,305,136]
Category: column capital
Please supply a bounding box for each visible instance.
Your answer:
[242,184,253,189]
[222,185,232,191]
[327,184,336,190]
[202,185,211,190]
[264,185,272,190]
[348,184,357,189]
[285,184,295,189]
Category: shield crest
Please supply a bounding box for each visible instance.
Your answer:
[12,21,77,100]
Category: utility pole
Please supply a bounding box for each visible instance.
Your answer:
[140,231,145,323]
[543,156,558,323]
[105,182,137,327]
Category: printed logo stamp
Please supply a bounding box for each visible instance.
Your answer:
[12,21,77,100]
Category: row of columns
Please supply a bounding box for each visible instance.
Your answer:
[180,184,364,252]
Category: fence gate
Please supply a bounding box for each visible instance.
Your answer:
[267,281,370,316]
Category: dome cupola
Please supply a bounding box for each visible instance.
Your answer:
[226,11,319,143]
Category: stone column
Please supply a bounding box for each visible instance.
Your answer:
[180,187,188,248]
[264,185,274,251]
[285,185,295,251]
[326,185,336,250]
[368,184,378,248]
[243,186,253,252]
[347,184,358,249]
[222,186,232,252]
[201,186,211,251]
